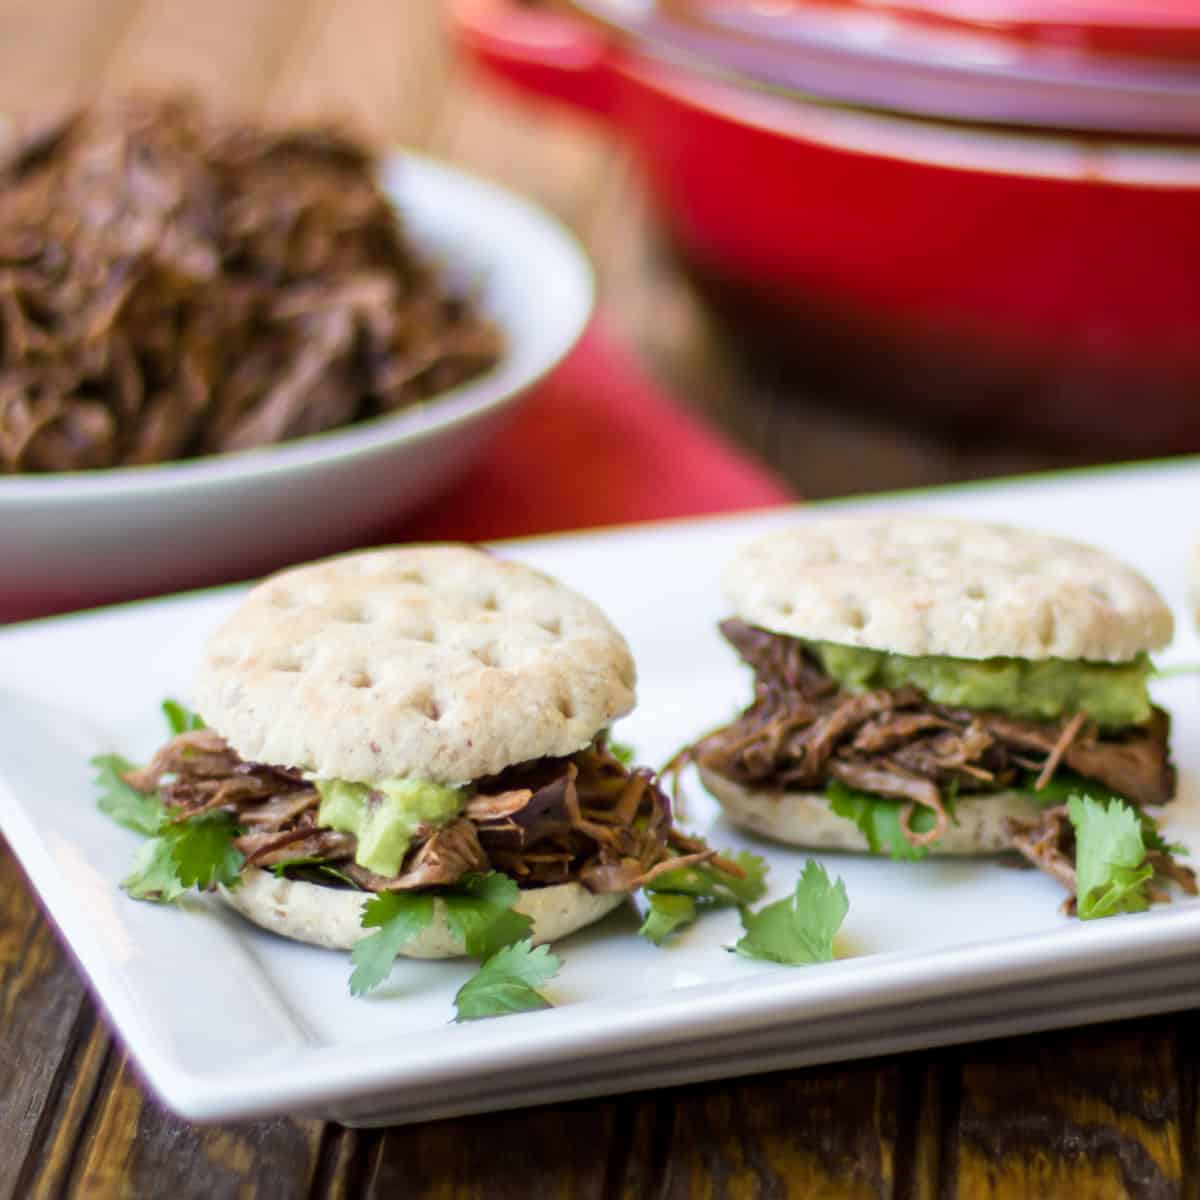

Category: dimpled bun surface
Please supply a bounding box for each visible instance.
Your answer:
[724,515,1172,663]
[194,545,636,784]
[224,869,627,956]
[700,768,1043,856]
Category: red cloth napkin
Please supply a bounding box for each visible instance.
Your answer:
[4,321,791,624]
[396,321,792,541]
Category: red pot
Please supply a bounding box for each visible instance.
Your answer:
[452,0,1200,452]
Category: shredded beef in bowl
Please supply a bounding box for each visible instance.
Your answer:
[0,95,504,473]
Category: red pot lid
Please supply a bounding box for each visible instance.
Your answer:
[824,1,1200,61]
[572,0,1200,132]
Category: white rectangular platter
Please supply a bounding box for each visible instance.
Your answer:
[3,456,1200,1125]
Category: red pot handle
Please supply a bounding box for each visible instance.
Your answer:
[450,0,619,121]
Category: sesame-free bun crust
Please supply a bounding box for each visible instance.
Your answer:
[724,516,1172,663]
[222,869,626,955]
[194,546,636,784]
[700,767,1044,856]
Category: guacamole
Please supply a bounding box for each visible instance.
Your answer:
[807,641,1152,728]
[315,777,466,876]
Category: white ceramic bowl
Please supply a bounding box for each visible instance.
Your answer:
[2,154,594,615]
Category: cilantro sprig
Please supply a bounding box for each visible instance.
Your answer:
[121,835,187,903]
[93,749,245,901]
[93,753,167,836]
[1019,770,1125,809]
[119,812,244,901]
[168,813,244,889]
[640,849,850,967]
[269,858,357,887]
[732,860,849,965]
[443,872,534,958]
[640,893,699,944]
[607,739,637,767]
[161,698,205,735]
[1141,814,1188,859]
[350,892,436,996]
[349,871,534,1000]
[827,780,945,862]
[639,850,768,944]
[453,940,561,1021]
[93,700,243,905]
[1068,795,1157,920]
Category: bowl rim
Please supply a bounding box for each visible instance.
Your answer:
[573,0,1200,135]
[0,152,595,505]
[622,54,1200,187]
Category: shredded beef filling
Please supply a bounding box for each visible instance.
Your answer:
[0,95,503,472]
[126,730,711,894]
[688,618,1176,856]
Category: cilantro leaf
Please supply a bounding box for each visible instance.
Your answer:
[639,892,697,945]
[607,739,637,767]
[95,716,241,906]
[1019,770,1125,809]
[1140,813,1188,858]
[316,865,359,887]
[162,698,205,735]
[97,744,243,902]
[121,836,187,902]
[350,892,436,996]
[442,872,533,959]
[269,855,324,877]
[651,850,769,906]
[733,860,848,965]
[169,814,244,890]
[269,858,359,887]
[120,813,244,903]
[710,850,769,905]
[1068,795,1155,920]
[453,939,561,1021]
[639,850,769,944]
[92,754,166,836]
[827,781,937,861]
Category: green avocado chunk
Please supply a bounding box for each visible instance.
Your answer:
[314,778,466,877]
[806,641,1152,728]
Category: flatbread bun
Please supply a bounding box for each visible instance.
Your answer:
[700,766,1043,856]
[222,869,627,956]
[194,545,636,784]
[724,516,1171,663]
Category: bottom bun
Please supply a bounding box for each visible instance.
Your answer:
[222,867,628,957]
[700,767,1043,856]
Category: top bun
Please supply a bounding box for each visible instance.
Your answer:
[724,515,1172,663]
[194,546,636,784]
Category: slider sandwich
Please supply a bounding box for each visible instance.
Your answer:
[681,516,1195,908]
[118,545,719,960]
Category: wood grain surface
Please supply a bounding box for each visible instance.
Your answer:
[0,2,1191,1197]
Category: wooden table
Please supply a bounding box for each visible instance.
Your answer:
[0,2,1192,1196]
